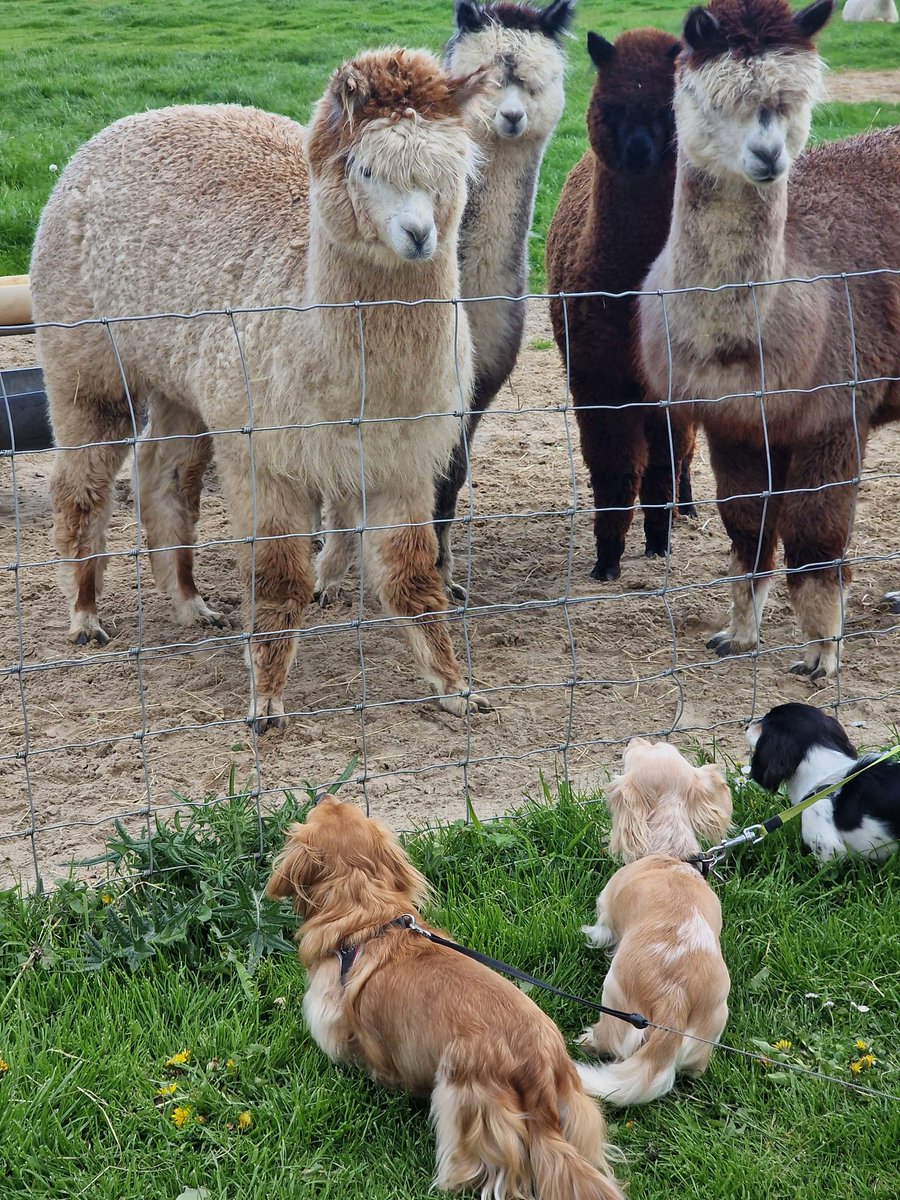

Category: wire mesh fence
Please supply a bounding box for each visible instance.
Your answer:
[2,270,899,891]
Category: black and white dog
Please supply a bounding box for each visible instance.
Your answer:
[747,703,900,863]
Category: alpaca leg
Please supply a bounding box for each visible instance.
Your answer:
[640,406,697,558]
[217,460,314,732]
[704,432,790,655]
[314,497,360,607]
[677,421,698,517]
[365,492,491,715]
[138,397,223,628]
[48,375,133,646]
[433,407,487,603]
[574,392,647,581]
[781,434,863,680]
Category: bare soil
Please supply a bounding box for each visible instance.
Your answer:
[824,69,900,104]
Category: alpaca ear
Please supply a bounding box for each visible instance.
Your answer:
[264,824,318,907]
[794,0,833,38]
[446,65,495,113]
[668,40,683,59]
[749,728,805,793]
[682,6,720,50]
[455,0,485,32]
[331,62,372,123]
[688,764,734,842]
[606,773,654,862]
[541,0,576,37]
[587,32,615,70]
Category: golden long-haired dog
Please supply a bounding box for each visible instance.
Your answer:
[576,738,732,1105]
[265,796,625,1200]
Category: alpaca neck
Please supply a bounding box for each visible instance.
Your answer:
[459,133,546,300]
[667,157,789,288]
[587,154,677,283]
[307,221,459,308]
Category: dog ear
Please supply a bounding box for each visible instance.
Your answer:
[369,821,433,907]
[606,772,655,862]
[688,764,733,842]
[264,824,320,910]
[750,727,805,793]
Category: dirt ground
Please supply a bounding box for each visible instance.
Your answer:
[3,67,900,888]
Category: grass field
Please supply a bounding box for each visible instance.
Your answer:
[2,0,898,284]
[1,775,898,1200]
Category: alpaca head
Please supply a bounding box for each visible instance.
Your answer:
[445,1,575,143]
[675,0,832,185]
[307,48,490,266]
[585,28,681,174]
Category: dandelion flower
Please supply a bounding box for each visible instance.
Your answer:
[171,1105,193,1128]
[855,1039,869,1052]
[155,1082,178,1097]
[165,1049,190,1067]
[225,1059,236,1071]
[237,1110,253,1131]
[0,1058,8,1073]
[100,893,113,905]
[773,1040,792,1052]
[850,1054,876,1074]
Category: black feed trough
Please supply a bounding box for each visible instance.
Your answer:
[1,366,52,453]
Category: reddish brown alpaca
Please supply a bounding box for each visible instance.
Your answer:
[546,29,697,581]
[640,0,900,677]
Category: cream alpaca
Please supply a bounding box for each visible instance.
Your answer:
[639,0,900,678]
[30,50,493,731]
[576,738,732,1105]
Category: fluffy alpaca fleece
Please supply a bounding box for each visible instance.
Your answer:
[265,797,625,1200]
[575,737,732,1105]
[747,702,900,861]
[546,28,697,582]
[842,0,897,20]
[30,49,494,732]
[639,0,900,678]
[434,0,575,596]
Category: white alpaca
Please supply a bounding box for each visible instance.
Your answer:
[30,49,493,732]
[842,0,897,21]
[316,1,575,604]
[639,0,900,679]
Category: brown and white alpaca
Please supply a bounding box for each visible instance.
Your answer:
[30,49,493,731]
[546,28,697,582]
[639,0,900,678]
[438,0,575,598]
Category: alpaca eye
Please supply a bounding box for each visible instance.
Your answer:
[359,165,373,179]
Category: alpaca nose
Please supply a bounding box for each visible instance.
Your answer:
[622,130,655,173]
[748,144,782,181]
[401,221,434,258]
[499,108,526,136]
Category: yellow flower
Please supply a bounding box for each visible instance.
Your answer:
[100,893,113,905]
[155,1082,178,1097]
[773,1039,792,1052]
[171,1105,192,1128]
[855,1039,869,1052]
[237,1110,253,1131]
[850,1054,876,1074]
[165,1049,190,1067]
[225,1058,236,1071]
[0,1057,9,1073]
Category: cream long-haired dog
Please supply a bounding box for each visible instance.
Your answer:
[265,795,624,1200]
[576,738,733,1105]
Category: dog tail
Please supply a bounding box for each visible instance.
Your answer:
[529,1107,626,1200]
[575,1026,683,1106]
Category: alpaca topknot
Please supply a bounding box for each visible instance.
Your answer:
[682,0,829,64]
[330,47,477,126]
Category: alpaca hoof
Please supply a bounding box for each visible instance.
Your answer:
[175,595,228,629]
[789,660,812,675]
[438,690,492,717]
[314,585,343,609]
[446,579,469,605]
[885,590,900,615]
[643,543,668,560]
[247,697,287,734]
[678,501,698,519]
[590,560,621,582]
[68,616,110,647]
[706,631,733,655]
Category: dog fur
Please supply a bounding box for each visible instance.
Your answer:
[576,739,732,1104]
[265,796,624,1200]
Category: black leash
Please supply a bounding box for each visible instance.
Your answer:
[377,914,649,1029]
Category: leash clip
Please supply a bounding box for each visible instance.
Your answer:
[395,913,427,936]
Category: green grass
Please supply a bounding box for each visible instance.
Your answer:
[1,1,898,283]
[1,771,898,1200]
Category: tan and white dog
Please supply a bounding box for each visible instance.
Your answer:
[576,738,733,1105]
[266,796,624,1200]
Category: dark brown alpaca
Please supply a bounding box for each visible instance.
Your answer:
[546,28,697,581]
